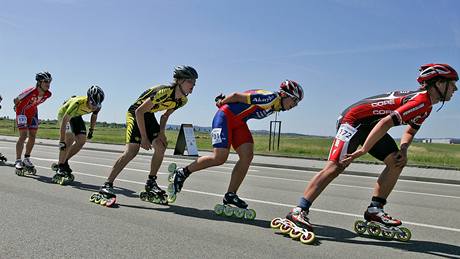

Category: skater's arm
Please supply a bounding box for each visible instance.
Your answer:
[59,115,71,142]
[342,116,394,163]
[218,92,249,106]
[135,99,155,150]
[393,125,418,168]
[89,112,98,130]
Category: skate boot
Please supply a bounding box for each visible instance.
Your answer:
[90,182,117,207]
[139,176,168,205]
[64,160,72,173]
[353,206,411,241]
[166,163,187,203]
[214,192,257,220]
[52,166,74,185]
[15,159,25,176]
[270,207,316,244]
[0,153,7,164]
[22,157,37,175]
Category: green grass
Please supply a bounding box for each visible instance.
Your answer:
[1,118,459,169]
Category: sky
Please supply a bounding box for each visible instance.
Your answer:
[1,0,460,138]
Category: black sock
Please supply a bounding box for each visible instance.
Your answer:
[369,196,386,208]
[183,166,191,177]
[24,154,30,158]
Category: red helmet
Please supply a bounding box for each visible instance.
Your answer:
[417,63,458,84]
[279,80,304,102]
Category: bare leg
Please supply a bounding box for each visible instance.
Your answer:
[372,152,404,199]
[66,134,86,161]
[24,129,37,156]
[59,132,75,164]
[16,130,28,160]
[303,161,345,203]
[227,143,254,193]
[187,147,230,173]
[149,138,167,177]
[106,143,140,183]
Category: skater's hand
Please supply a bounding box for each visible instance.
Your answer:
[215,94,225,108]
[140,138,152,150]
[87,128,94,139]
[394,149,407,168]
[341,147,366,165]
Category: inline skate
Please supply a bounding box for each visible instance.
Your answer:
[271,207,316,244]
[214,192,256,220]
[89,182,117,207]
[51,163,74,185]
[139,176,168,205]
[15,159,37,176]
[353,207,411,241]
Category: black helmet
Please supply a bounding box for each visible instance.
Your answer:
[36,71,52,82]
[87,85,105,108]
[173,65,198,79]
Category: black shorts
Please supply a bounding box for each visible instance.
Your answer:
[125,112,160,144]
[69,116,87,136]
[347,125,399,161]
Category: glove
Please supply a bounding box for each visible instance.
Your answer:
[87,128,94,139]
[215,94,225,108]
[59,142,66,151]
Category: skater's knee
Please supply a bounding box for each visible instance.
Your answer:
[152,141,166,154]
[212,155,227,166]
[74,134,86,146]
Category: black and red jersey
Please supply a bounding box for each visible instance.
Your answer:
[339,90,432,130]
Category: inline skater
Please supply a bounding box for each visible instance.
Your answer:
[168,80,304,220]
[90,66,198,207]
[13,71,52,175]
[52,85,105,185]
[274,64,458,243]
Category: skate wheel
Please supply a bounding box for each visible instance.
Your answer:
[51,163,58,171]
[150,196,160,204]
[105,197,116,207]
[300,232,316,244]
[214,204,224,216]
[367,222,381,237]
[381,229,395,240]
[396,227,411,242]
[139,191,148,201]
[234,208,245,219]
[30,168,37,175]
[94,195,102,204]
[168,163,177,173]
[69,174,75,182]
[289,228,302,239]
[100,199,107,206]
[167,194,176,204]
[223,206,234,217]
[89,193,98,202]
[279,221,292,234]
[244,208,256,220]
[270,218,283,229]
[354,220,367,235]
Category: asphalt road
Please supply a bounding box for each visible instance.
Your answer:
[0,141,459,258]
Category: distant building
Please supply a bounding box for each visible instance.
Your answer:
[422,138,460,144]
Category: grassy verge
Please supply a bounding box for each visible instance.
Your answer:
[1,118,459,169]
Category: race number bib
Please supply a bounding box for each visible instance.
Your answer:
[17,115,27,126]
[335,124,357,142]
[211,128,223,145]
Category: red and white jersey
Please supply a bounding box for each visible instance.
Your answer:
[15,86,52,115]
[339,90,432,130]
